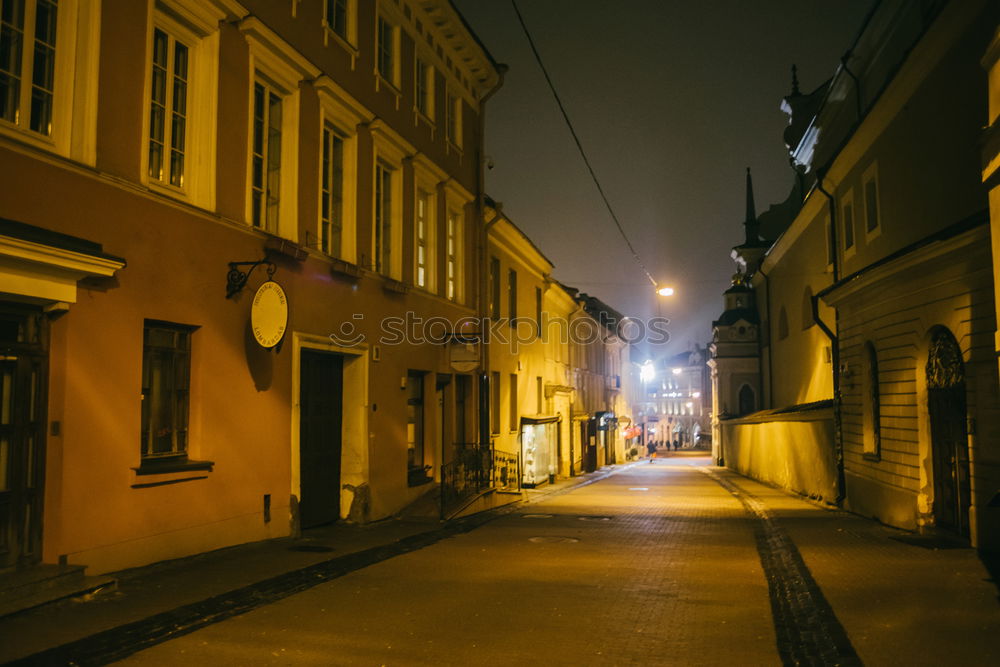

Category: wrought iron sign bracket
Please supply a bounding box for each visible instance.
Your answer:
[226,258,276,299]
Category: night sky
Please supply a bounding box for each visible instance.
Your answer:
[453,0,873,358]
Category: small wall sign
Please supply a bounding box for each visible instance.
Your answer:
[251,280,288,348]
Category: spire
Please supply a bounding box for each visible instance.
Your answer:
[791,64,800,96]
[744,167,760,245]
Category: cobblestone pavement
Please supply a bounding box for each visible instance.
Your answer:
[11,458,1000,666]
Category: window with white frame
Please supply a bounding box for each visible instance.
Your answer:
[141,321,195,462]
[446,207,462,301]
[251,80,282,232]
[446,89,461,147]
[316,76,365,265]
[0,0,99,162]
[242,18,317,240]
[415,57,433,119]
[376,15,398,88]
[374,160,393,274]
[324,0,349,40]
[415,187,432,288]
[0,0,56,136]
[841,192,855,253]
[142,2,223,208]
[320,122,344,256]
[147,28,188,189]
[863,164,880,238]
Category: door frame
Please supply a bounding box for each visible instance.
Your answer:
[290,333,368,525]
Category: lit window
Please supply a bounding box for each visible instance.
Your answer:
[0,0,57,136]
[446,208,462,301]
[141,322,194,461]
[148,28,189,188]
[415,188,431,287]
[251,81,282,232]
[406,370,425,473]
[374,161,393,274]
[320,122,345,256]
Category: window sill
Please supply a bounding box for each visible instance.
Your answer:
[330,257,363,279]
[134,458,214,475]
[375,73,401,110]
[323,25,358,68]
[862,452,881,463]
[382,277,411,294]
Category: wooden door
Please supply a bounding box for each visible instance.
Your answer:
[299,350,343,528]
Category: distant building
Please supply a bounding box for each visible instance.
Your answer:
[711,0,1000,548]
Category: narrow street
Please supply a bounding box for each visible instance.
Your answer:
[101,456,999,666]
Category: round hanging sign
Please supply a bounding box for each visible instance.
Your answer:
[251,281,288,348]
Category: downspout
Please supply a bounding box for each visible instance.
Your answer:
[476,64,507,454]
[814,168,846,505]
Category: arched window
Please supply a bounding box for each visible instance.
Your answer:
[802,287,814,330]
[862,341,881,458]
[777,306,789,340]
[738,384,755,415]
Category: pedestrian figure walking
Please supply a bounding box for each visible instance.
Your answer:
[647,440,656,462]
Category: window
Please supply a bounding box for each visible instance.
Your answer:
[325,0,348,40]
[251,81,282,232]
[243,18,317,239]
[738,384,755,416]
[446,208,461,301]
[509,373,518,431]
[490,371,500,435]
[143,3,222,208]
[536,376,543,414]
[0,0,99,162]
[406,371,424,471]
[374,161,393,274]
[376,15,397,87]
[415,57,433,119]
[320,122,344,256]
[446,89,461,147]
[863,165,880,237]
[415,188,431,288]
[147,28,188,189]
[489,256,501,319]
[842,193,855,253]
[0,0,56,136]
[535,286,542,339]
[508,269,517,322]
[862,341,881,459]
[141,322,193,461]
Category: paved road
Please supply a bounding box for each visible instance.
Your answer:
[118,457,1000,666]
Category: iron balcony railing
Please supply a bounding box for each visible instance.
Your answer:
[440,444,520,519]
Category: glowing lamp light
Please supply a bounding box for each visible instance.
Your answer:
[672,367,683,375]
[656,286,675,297]
[640,361,656,383]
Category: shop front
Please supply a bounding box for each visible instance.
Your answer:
[520,416,560,487]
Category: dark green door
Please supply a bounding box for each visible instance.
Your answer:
[0,307,47,570]
[299,350,343,528]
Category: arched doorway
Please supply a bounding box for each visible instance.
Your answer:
[926,327,970,537]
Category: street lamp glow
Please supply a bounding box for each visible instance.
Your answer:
[640,361,656,383]
[672,367,683,375]
[656,286,675,297]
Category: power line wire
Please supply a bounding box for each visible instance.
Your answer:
[510,0,658,288]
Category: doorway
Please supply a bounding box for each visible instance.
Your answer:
[926,328,970,538]
[0,306,47,570]
[299,349,344,528]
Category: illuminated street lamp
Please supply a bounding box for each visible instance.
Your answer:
[656,286,675,297]
[640,360,656,383]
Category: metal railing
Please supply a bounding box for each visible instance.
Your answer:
[440,444,520,519]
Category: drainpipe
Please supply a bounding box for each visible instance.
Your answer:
[814,169,846,505]
[476,64,507,454]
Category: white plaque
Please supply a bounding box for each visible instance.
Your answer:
[251,281,288,348]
